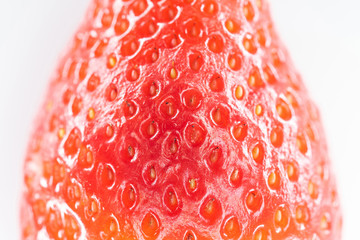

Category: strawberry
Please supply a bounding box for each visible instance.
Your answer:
[21,0,342,239]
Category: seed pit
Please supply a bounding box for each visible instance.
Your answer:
[94,39,108,57]
[207,146,223,169]
[98,164,116,189]
[71,97,83,116]
[184,230,196,240]
[201,0,219,15]
[122,184,137,209]
[64,128,81,156]
[115,17,129,35]
[252,143,264,164]
[159,5,178,22]
[225,19,240,33]
[263,65,276,84]
[274,205,290,231]
[243,1,255,21]
[228,53,242,71]
[123,100,138,118]
[295,204,309,224]
[163,187,180,213]
[253,226,268,240]
[143,80,160,98]
[207,34,224,53]
[246,190,262,212]
[221,216,242,239]
[141,120,158,139]
[320,214,331,232]
[185,19,203,39]
[87,74,100,91]
[243,33,257,54]
[229,168,242,187]
[78,145,94,169]
[256,28,267,47]
[270,127,284,148]
[182,89,203,110]
[132,0,148,16]
[121,37,139,56]
[144,46,159,63]
[248,67,264,88]
[276,99,292,121]
[296,133,308,154]
[105,84,118,101]
[160,97,179,119]
[211,106,230,127]
[101,9,113,28]
[189,52,204,71]
[308,180,319,199]
[199,196,221,224]
[185,123,207,147]
[126,66,140,82]
[164,33,181,48]
[209,74,224,92]
[232,122,248,142]
[268,171,281,190]
[141,212,160,238]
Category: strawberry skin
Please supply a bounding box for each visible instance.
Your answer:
[21,0,342,239]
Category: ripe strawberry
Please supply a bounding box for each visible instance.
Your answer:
[21,0,342,239]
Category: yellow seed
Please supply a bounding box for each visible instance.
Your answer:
[106,125,114,138]
[58,128,65,139]
[230,169,240,183]
[108,56,117,68]
[169,192,177,206]
[244,39,251,51]
[308,182,314,194]
[170,67,177,79]
[287,164,294,178]
[225,20,234,32]
[88,108,95,120]
[149,167,156,181]
[275,209,282,223]
[255,104,263,116]
[189,178,197,191]
[46,101,53,112]
[256,0,262,9]
[308,181,318,199]
[235,85,244,100]
[252,146,260,159]
[320,215,329,230]
[268,172,276,186]
[204,199,215,214]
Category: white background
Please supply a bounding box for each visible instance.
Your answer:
[0,0,359,239]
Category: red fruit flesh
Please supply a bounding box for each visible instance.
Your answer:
[21,0,341,239]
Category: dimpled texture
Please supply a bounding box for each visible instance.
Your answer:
[21,0,342,239]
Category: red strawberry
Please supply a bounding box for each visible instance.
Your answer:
[21,0,342,239]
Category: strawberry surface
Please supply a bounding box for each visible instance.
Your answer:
[21,0,342,239]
